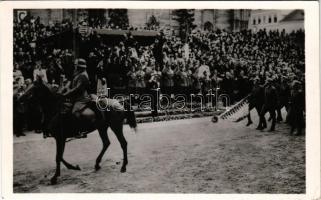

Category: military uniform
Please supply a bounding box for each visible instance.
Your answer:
[288,81,305,135]
[64,59,91,115]
[247,82,264,127]
[258,79,278,131]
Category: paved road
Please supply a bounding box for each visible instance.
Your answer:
[13,111,305,193]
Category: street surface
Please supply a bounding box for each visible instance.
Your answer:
[13,109,305,193]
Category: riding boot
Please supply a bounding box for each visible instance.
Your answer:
[295,127,302,136]
[256,117,264,130]
[258,118,267,130]
[294,124,303,136]
[72,114,87,138]
[290,126,295,135]
[277,109,283,122]
[269,113,276,132]
[262,116,267,129]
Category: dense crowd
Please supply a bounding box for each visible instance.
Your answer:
[13,16,305,137]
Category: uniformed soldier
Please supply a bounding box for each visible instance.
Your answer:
[257,77,278,131]
[63,59,90,117]
[288,80,305,135]
[246,77,264,127]
[62,58,91,137]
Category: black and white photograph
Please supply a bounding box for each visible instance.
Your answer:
[0,1,320,198]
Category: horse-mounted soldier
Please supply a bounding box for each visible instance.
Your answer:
[59,58,93,138]
[18,59,137,184]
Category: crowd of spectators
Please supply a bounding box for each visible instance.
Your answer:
[13,15,305,136]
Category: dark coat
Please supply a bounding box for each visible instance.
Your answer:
[249,85,264,108]
[264,85,278,109]
[161,68,174,87]
[65,71,90,113]
[288,90,305,126]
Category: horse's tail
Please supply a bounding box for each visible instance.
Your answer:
[124,99,137,129]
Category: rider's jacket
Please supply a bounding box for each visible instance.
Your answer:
[65,71,90,102]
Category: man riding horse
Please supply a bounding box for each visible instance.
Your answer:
[60,58,100,138]
[20,58,137,184]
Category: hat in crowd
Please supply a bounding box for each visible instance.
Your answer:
[75,58,87,68]
[292,80,301,89]
[272,75,278,81]
[265,78,273,84]
[253,77,260,83]
[25,79,32,85]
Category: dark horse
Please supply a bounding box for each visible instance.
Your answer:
[20,79,137,185]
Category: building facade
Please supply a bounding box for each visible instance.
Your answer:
[248,9,304,33]
[17,9,251,32]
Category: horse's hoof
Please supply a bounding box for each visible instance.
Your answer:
[75,165,81,170]
[95,165,101,171]
[211,116,218,123]
[120,167,126,173]
[50,177,57,185]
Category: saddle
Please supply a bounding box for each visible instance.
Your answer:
[61,100,104,120]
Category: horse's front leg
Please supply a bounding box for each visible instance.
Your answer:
[121,143,128,173]
[51,137,65,185]
[95,127,110,171]
[111,125,128,173]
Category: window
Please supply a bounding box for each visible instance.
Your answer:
[258,18,261,24]
[268,17,271,23]
[274,16,277,23]
[253,19,256,25]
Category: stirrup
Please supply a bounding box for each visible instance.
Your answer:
[74,131,87,139]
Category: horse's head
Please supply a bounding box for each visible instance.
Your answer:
[20,78,58,108]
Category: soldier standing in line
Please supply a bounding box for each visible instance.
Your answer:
[257,78,278,131]
[288,80,305,135]
[246,77,264,127]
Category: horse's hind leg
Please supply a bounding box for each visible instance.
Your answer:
[111,124,127,173]
[95,127,110,171]
[51,138,65,185]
